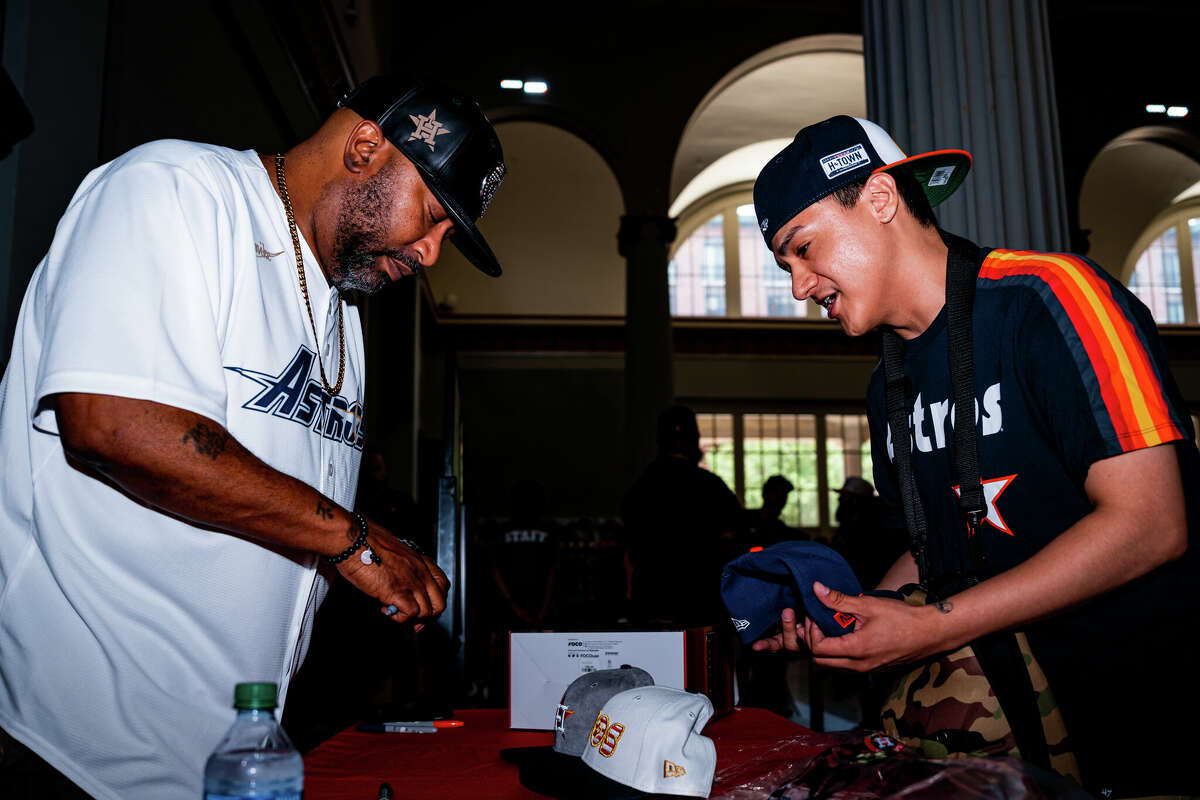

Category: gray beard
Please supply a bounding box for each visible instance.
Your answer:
[326,163,422,294]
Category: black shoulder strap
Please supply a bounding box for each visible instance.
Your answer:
[944,231,988,569]
[882,230,987,585]
[882,231,1052,771]
[882,333,928,581]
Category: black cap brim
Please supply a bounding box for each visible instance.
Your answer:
[410,158,503,278]
[502,747,647,799]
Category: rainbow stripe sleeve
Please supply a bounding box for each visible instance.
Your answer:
[979,249,1186,452]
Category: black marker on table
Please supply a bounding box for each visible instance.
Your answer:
[378,782,393,799]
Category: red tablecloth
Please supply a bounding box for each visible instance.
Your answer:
[304,707,842,799]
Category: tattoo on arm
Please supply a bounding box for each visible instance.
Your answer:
[316,501,334,520]
[181,423,228,460]
[935,600,954,614]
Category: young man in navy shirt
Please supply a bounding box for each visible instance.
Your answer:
[750,116,1198,797]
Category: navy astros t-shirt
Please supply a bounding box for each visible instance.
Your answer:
[866,242,1200,795]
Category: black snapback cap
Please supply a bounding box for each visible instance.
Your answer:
[753,115,971,250]
[339,75,507,277]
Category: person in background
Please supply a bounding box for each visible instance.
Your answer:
[621,405,742,628]
[483,479,559,700]
[742,474,806,550]
[492,478,559,632]
[829,476,905,592]
[733,474,806,719]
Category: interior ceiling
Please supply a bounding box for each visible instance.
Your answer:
[1079,133,1200,278]
[670,49,866,207]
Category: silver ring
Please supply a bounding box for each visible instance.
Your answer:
[384,604,399,616]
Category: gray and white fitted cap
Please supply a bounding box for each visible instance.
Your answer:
[555,666,655,755]
[500,666,656,798]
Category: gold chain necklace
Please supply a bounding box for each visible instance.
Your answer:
[274,154,345,397]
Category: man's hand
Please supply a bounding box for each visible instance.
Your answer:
[750,607,807,653]
[336,526,450,631]
[751,583,953,671]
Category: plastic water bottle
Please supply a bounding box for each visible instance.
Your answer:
[203,682,303,799]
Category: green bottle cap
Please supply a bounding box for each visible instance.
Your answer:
[233,682,278,710]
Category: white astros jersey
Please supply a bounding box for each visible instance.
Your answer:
[0,140,365,800]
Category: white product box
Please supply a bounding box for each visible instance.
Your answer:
[508,629,732,730]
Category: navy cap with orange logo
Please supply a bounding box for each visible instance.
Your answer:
[339,75,507,277]
[721,540,903,643]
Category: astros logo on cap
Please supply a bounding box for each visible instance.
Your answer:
[554,703,574,737]
[408,109,450,151]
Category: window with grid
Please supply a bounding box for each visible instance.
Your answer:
[1126,209,1200,325]
[695,410,873,532]
[1129,225,1184,323]
[668,214,726,316]
[669,192,831,319]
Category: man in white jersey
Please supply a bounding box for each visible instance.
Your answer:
[0,76,506,799]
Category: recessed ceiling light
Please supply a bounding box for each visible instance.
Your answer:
[523,81,548,95]
[1168,106,1189,118]
[500,79,523,90]
[1146,104,1167,113]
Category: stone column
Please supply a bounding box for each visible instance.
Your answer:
[863,0,1071,252]
[619,215,676,481]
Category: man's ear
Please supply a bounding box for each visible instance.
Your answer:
[344,119,385,173]
[864,172,900,225]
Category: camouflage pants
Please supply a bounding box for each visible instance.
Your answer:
[879,592,1080,784]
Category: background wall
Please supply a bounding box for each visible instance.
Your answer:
[459,355,627,517]
[427,121,627,317]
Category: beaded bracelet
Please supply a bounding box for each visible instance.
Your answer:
[325,511,381,566]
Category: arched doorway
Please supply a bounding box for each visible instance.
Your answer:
[666,34,865,320]
[1079,126,1200,324]
[426,120,625,316]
